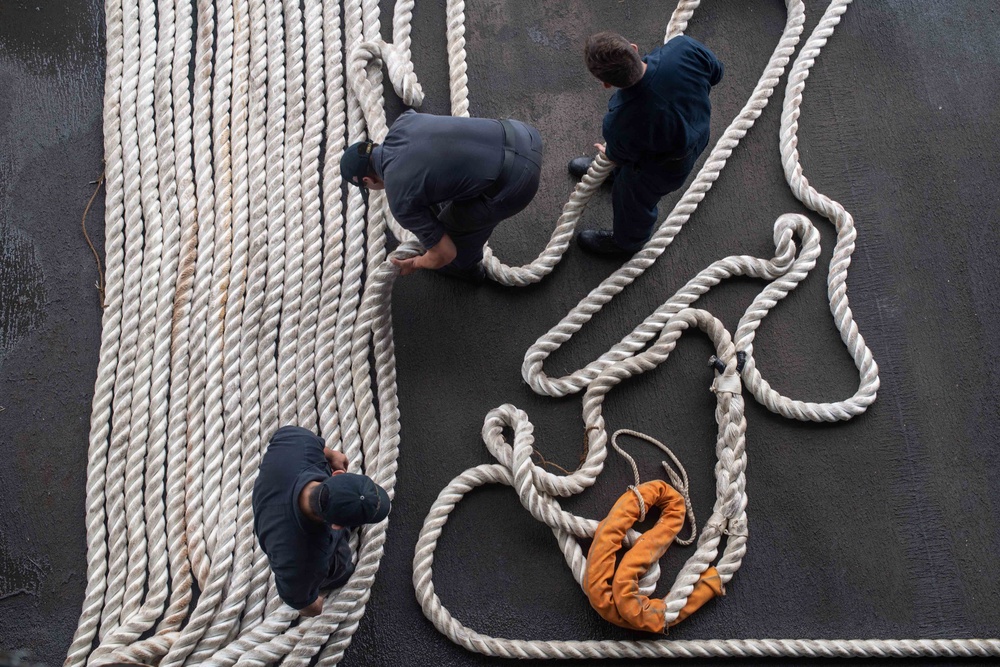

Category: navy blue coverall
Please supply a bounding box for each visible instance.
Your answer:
[372,110,543,269]
[252,426,354,610]
[602,36,724,250]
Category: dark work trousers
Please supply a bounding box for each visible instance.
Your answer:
[611,132,709,251]
[320,528,355,590]
[437,120,543,269]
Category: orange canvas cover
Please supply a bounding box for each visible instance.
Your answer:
[585,480,723,633]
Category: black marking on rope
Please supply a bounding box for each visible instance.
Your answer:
[736,351,747,373]
[708,355,726,374]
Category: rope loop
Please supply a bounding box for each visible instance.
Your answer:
[611,428,697,545]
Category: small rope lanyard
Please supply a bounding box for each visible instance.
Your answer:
[610,428,697,546]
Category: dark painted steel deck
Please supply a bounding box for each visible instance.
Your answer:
[2,1,999,665]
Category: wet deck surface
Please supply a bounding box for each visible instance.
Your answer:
[2,1,999,665]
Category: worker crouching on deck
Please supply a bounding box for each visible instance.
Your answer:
[252,426,391,617]
[341,109,543,283]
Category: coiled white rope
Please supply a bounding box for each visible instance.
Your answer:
[66,0,999,664]
[404,0,992,659]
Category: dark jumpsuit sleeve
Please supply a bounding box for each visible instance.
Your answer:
[392,204,446,249]
[602,110,641,166]
[697,42,724,86]
[708,51,724,86]
[604,137,640,166]
[273,425,325,449]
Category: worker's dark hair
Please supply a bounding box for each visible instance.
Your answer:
[584,32,644,89]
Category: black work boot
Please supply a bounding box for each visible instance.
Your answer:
[576,229,637,257]
[435,262,487,284]
[568,156,594,179]
[568,156,616,182]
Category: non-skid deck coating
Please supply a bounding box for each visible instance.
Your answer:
[2,1,999,665]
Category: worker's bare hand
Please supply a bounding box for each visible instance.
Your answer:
[594,142,606,155]
[300,596,325,617]
[391,255,422,276]
[324,447,348,473]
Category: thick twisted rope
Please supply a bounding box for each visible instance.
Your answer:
[86,0,172,657]
[63,0,125,660]
[67,0,996,664]
[403,0,823,656]
[368,0,986,659]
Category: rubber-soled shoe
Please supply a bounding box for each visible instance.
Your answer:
[568,156,594,179]
[435,261,487,284]
[576,229,637,257]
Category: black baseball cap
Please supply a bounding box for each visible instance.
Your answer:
[341,140,376,204]
[317,472,391,527]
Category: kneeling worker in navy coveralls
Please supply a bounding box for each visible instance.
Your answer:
[252,426,391,616]
[570,32,723,256]
[341,110,543,282]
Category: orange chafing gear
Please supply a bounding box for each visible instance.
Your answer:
[585,480,723,633]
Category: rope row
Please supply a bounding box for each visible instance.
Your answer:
[66,0,403,664]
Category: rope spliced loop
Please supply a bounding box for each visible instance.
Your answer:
[586,480,723,633]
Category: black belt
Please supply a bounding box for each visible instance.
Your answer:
[484,119,518,198]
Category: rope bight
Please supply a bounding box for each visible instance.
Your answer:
[66,0,1000,664]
